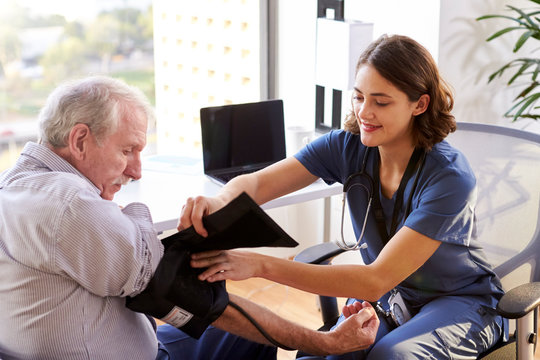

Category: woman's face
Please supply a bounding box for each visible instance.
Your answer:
[352,65,427,151]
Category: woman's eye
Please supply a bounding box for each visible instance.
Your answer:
[376,102,389,107]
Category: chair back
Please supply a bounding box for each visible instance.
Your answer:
[446,122,540,291]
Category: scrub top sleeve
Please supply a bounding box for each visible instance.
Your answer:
[405,164,477,246]
[294,130,359,185]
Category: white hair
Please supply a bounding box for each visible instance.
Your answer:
[38,75,155,147]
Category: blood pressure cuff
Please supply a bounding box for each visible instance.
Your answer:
[126,192,298,339]
[126,244,228,339]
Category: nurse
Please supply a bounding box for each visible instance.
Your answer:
[180,34,506,359]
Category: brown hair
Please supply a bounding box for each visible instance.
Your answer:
[343,34,456,150]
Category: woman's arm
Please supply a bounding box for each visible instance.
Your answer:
[192,226,441,301]
[178,156,318,236]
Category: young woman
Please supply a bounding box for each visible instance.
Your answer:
[179,34,506,359]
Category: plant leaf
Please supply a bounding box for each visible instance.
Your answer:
[508,113,540,121]
[507,5,538,28]
[486,26,527,41]
[476,14,529,27]
[481,0,540,122]
[534,61,540,81]
[488,63,513,82]
[506,92,540,121]
[487,58,540,83]
[508,62,534,84]
[516,81,539,98]
[514,30,535,52]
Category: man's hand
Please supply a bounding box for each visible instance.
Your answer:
[324,301,379,354]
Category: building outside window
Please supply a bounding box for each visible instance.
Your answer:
[152,0,268,157]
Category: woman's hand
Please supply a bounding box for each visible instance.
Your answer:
[178,195,227,237]
[191,250,263,282]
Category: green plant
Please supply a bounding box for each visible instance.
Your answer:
[477,0,540,121]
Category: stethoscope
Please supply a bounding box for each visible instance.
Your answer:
[337,147,374,250]
[336,146,426,251]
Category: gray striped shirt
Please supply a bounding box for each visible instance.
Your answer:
[0,142,164,359]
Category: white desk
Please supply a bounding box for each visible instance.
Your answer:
[114,155,343,234]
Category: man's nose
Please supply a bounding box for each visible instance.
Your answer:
[125,153,142,180]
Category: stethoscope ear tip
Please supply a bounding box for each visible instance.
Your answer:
[335,240,369,251]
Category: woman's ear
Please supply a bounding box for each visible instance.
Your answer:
[68,123,91,160]
[412,94,430,116]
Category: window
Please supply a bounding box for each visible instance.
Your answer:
[152,0,269,156]
[0,0,154,171]
[0,0,269,171]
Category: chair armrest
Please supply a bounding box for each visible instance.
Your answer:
[293,242,345,264]
[497,282,540,319]
[293,242,346,329]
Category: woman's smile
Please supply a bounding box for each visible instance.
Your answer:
[361,122,382,133]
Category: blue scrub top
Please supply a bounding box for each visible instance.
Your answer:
[295,130,504,310]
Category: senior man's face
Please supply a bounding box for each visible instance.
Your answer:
[84,112,147,200]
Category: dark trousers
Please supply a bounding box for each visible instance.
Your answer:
[156,324,277,360]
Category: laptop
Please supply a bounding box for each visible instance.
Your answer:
[200,99,286,185]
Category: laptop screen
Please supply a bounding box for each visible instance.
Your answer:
[200,99,286,182]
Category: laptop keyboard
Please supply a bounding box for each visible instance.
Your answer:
[216,167,260,183]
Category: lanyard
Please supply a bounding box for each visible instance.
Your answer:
[372,147,426,245]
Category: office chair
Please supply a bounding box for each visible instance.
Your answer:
[294,122,540,359]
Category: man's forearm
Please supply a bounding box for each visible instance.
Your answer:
[212,294,377,356]
[212,294,333,355]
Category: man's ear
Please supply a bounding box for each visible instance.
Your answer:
[412,94,430,116]
[68,123,92,160]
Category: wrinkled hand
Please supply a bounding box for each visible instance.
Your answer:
[342,300,369,319]
[191,250,261,282]
[326,301,379,354]
[178,195,227,237]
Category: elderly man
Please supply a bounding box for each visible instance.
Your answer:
[0,76,378,360]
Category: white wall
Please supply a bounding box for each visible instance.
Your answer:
[276,0,440,131]
[275,0,318,130]
[345,0,440,59]
[438,0,540,134]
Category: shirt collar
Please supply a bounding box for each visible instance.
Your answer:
[21,142,101,195]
